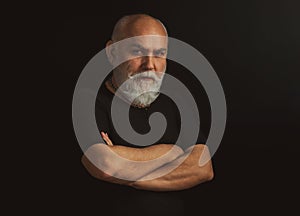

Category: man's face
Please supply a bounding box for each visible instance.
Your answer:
[113,36,168,86]
[110,36,168,107]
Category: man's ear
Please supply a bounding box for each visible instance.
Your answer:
[106,40,115,65]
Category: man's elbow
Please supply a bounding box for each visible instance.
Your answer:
[81,154,110,180]
[196,165,214,183]
[198,145,214,182]
[205,167,214,181]
[81,144,115,180]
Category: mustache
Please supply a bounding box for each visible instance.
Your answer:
[128,71,164,81]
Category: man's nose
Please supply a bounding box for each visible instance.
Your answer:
[142,56,155,71]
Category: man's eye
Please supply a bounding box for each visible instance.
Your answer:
[131,50,143,55]
[155,50,166,57]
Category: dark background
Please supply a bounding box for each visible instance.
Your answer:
[23,0,299,215]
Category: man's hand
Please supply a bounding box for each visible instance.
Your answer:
[82,132,213,191]
[81,149,133,185]
[101,131,113,146]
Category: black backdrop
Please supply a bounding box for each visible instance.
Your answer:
[39,0,300,214]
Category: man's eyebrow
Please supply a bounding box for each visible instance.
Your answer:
[155,48,167,52]
[130,44,146,49]
[130,44,167,51]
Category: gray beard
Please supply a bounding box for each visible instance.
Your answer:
[118,71,164,107]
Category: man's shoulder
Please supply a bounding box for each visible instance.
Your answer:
[95,81,113,107]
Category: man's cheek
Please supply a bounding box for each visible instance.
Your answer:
[125,63,138,75]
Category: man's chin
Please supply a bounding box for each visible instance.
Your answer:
[132,93,160,107]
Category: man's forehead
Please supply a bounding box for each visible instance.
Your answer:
[120,36,168,50]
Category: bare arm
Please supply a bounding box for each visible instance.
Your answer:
[81,143,184,185]
[130,144,214,191]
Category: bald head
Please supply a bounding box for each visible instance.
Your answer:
[111,14,167,41]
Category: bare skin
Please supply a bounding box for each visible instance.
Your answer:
[131,145,214,191]
[105,14,167,90]
[82,14,214,191]
[82,141,184,184]
[93,132,213,191]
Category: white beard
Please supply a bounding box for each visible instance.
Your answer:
[117,71,164,107]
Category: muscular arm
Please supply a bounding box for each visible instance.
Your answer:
[130,144,214,191]
[81,143,184,185]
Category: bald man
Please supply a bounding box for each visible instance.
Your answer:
[81,14,214,191]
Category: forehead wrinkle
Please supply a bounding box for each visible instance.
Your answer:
[130,43,166,51]
[126,38,168,51]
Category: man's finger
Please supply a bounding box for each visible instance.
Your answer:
[101,131,113,146]
[103,132,113,146]
[101,132,110,145]
[106,136,113,146]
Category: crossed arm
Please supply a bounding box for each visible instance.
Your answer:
[81,132,214,191]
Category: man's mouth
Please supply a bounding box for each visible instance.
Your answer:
[137,76,155,82]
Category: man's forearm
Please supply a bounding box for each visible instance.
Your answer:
[130,144,214,191]
[109,143,183,161]
[81,143,184,184]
